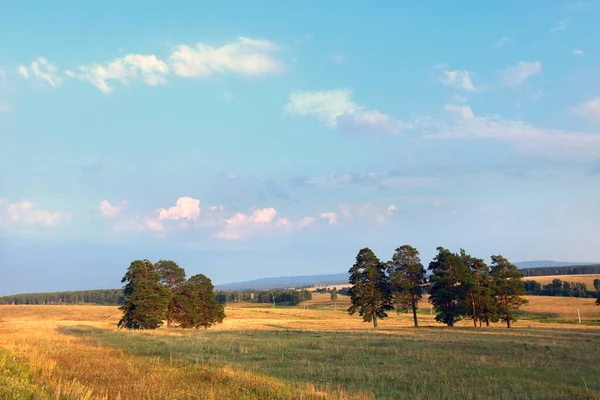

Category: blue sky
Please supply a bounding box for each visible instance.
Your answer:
[1,1,599,295]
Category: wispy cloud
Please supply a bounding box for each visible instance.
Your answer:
[494,36,512,48]
[500,61,541,86]
[17,37,283,93]
[550,19,569,32]
[440,68,477,92]
[424,103,600,158]
[572,48,585,56]
[169,37,282,78]
[1,200,69,226]
[284,89,403,134]
[99,200,127,218]
[77,54,169,93]
[17,57,62,87]
[571,98,600,123]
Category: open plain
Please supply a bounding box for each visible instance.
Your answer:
[1,294,599,399]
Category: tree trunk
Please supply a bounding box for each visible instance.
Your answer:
[470,293,477,327]
[485,317,490,327]
[411,298,418,328]
[506,315,511,328]
[373,314,378,328]
[479,318,482,328]
[448,319,454,327]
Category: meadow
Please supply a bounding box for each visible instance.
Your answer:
[1,294,599,399]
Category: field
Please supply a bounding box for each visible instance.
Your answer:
[523,274,600,288]
[1,295,600,399]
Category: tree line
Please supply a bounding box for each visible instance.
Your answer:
[0,289,124,305]
[118,259,225,330]
[347,245,528,328]
[214,288,313,305]
[524,278,600,298]
[520,264,600,277]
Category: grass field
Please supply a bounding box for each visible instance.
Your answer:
[523,274,600,288]
[1,295,600,399]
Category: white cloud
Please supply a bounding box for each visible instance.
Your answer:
[158,196,201,221]
[284,89,402,134]
[425,104,600,158]
[572,48,585,56]
[285,89,361,128]
[551,19,569,32]
[319,212,338,225]
[494,36,512,48]
[500,61,541,86]
[444,103,475,120]
[169,37,282,78]
[441,69,476,92]
[78,54,169,93]
[3,200,67,226]
[297,216,317,228]
[339,202,397,225]
[337,110,402,134]
[215,207,281,240]
[571,98,600,123]
[99,200,126,218]
[18,57,62,87]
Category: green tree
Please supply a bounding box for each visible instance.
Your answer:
[594,279,600,292]
[330,287,338,302]
[459,249,497,327]
[428,247,473,327]
[348,248,393,328]
[388,245,426,327]
[174,274,225,329]
[155,260,186,329]
[118,259,169,330]
[490,255,528,328]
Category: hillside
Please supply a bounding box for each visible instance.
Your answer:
[215,273,348,291]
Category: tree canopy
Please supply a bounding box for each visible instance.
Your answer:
[348,248,393,328]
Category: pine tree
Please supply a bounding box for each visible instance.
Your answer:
[388,245,426,327]
[174,274,225,329]
[348,248,393,328]
[155,260,186,329]
[118,259,170,330]
[428,247,473,327]
[490,255,528,328]
[459,249,498,327]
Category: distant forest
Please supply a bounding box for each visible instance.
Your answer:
[0,289,124,305]
[2,264,600,305]
[519,264,600,277]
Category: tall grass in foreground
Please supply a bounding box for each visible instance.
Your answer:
[1,303,599,399]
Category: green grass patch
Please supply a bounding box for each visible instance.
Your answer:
[59,325,600,399]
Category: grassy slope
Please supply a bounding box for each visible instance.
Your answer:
[1,297,599,399]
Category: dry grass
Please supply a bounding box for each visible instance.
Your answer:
[523,274,600,288]
[1,296,600,399]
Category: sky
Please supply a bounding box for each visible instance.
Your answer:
[1,1,599,295]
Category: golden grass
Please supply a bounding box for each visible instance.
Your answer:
[523,274,600,288]
[1,295,600,399]
[0,306,362,399]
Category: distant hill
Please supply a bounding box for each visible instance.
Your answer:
[215,273,348,291]
[215,260,599,291]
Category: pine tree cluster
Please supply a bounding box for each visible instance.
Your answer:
[118,259,225,330]
[348,245,529,328]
